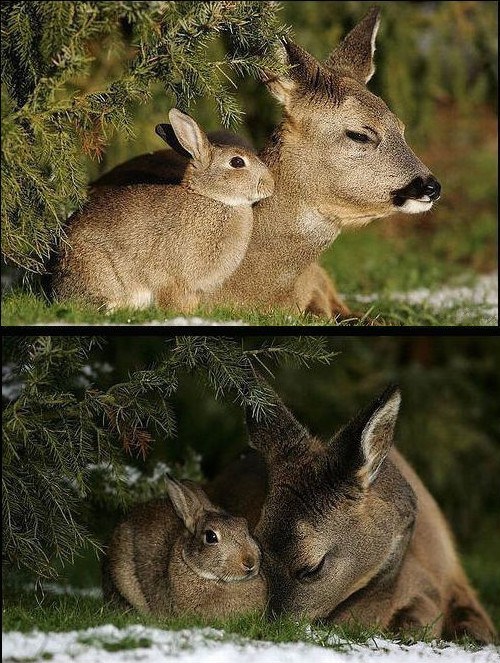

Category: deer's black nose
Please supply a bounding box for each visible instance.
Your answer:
[423,176,441,201]
[391,175,442,206]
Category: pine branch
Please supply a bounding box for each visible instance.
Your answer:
[2,1,288,271]
[3,334,337,580]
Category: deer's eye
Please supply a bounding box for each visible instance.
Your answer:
[204,529,219,544]
[346,131,370,144]
[230,156,245,168]
[296,555,326,582]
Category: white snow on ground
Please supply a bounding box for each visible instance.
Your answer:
[22,583,103,599]
[2,625,499,663]
[349,274,498,325]
[33,317,248,326]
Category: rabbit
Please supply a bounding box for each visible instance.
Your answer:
[102,476,267,619]
[51,109,274,312]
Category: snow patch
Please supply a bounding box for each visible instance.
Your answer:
[85,460,198,487]
[22,583,103,599]
[2,625,498,663]
[349,274,498,324]
[2,363,23,401]
[33,317,248,326]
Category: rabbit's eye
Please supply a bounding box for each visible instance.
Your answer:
[204,529,219,544]
[230,156,245,169]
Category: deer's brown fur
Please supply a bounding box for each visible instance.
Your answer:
[208,387,495,643]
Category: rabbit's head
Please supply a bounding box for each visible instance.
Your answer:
[166,476,262,582]
[156,110,274,206]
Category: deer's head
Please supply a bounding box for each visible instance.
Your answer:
[263,8,441,228]
[247,385,417,620]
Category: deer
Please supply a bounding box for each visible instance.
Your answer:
[207,385,496,644]
[91,8,441,318]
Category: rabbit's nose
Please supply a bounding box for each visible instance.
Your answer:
[257,173,274,198]
[242,557,257,573]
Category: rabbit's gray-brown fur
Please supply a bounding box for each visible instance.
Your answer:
[52,109,274,312]
[102,477,267,619]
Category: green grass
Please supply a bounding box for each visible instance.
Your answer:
[1,592,377,646]
[3,540,499,645]
[2,209,496,327]
[0,271,494,328]
[77,633,153,651]
[3,538,499,654]
[2,590,497,654]
[0,289,362,327]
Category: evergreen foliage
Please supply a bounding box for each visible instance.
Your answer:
[1,1,287,272]
[2,335,337,580]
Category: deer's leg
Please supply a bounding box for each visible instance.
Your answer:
[156,282,199,315]
[388,594,444,638]
[294,264,352,318]
[442,578,497,644]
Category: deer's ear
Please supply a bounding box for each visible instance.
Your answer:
[261,68,297,107]
[325,6,381,84]
[262,38,332,107]
[358,386,400,486]
[330,385,401,489]
[246,392,312,461]
[260,39,298,107]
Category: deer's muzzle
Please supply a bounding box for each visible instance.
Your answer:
[391,175,441,207]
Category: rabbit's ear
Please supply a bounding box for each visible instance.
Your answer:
[165,475,205,534]
[181,479,215,511]
[167,109,212,167]
[155,123,192,159]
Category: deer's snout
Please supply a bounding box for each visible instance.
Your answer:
[392,175,441,207]
[422,177,441,201]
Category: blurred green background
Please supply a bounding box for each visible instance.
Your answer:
[91,1,498,301]
[66,334,499,627]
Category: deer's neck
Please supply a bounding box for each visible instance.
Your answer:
[255,131,342,260]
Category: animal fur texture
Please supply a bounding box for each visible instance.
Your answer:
[208,386,495,643]
[52,109,273,311]
[91,8,441,317]
[102,477,267,618]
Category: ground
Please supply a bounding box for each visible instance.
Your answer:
[3,623,500,663]
[2,228,497,326]
[2,588,499,663]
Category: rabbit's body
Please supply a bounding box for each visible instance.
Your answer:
[103,484,267,619]
[52,109,274,312]
[53,185,253,311]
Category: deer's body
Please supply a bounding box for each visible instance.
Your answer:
[203,143,345,313]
